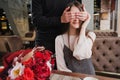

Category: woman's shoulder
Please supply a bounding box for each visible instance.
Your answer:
[87,31,96,41]
[55,35,63,42]
[56,34,67,40]
[88,31,96,37]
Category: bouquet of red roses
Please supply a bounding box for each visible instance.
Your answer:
[0,47,55,80]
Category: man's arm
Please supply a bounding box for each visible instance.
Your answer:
[32,0,61,27]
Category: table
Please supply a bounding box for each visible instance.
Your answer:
[50,70,119,80]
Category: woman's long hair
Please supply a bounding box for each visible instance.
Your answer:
[62,1,85,48]
[62,0,84,35]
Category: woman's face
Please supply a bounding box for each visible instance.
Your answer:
[70,6,82,29]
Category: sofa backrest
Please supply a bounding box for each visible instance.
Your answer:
[0,38,8,53]
[0,35,23,53]
[92,37,120,73]
[94,32,118,38]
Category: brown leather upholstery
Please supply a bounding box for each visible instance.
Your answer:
[94,32,118,38]
[0,35,23,53]
[92,37,120,73]
[0,38,8,53]
[0,36,23,65]
[5,36,23,52]
[25,31,34,37]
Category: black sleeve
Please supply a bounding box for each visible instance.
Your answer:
[32,0,61,28]
[76,0,81,3]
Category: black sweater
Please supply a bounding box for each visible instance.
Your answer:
[32,0,81,34]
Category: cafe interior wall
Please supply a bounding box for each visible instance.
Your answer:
[82,0,115,31]
[99,0,120,37]
[116,0,120,37]
[82,0,94,31]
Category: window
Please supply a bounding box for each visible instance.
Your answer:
[94,0,117,31]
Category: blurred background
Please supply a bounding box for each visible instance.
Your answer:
[0,0,120,79]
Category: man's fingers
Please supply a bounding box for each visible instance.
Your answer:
[64,7,70,12]
[75,12,86,17]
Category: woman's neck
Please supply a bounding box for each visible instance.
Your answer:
[69,27,77,35]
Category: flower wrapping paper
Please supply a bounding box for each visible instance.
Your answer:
[0,47,55,80]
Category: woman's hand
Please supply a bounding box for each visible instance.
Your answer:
[81,12,91,29]
[78,5,91,36]
[79,5,91,29]
[21,46,45,62]
[75,4,88,21]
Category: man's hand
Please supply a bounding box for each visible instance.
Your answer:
[61,7,75,23]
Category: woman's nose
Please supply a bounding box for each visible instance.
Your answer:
[74,18,79,22]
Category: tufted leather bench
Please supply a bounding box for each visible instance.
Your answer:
[0,36,23,53]
[92,37,120,78]
[94,31,118,38]
[0,36,24,65]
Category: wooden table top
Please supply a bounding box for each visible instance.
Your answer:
[52,70,119,80]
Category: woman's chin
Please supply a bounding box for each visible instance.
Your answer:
[74,25,80,29]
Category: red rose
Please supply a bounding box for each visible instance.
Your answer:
[51,58,55,69]
[44,50,51,61]
[2,48,52,80]
[34,51,44,59]
[41,65,51,78]
[15,77,23,80]
[22,67,34,80]
[33,64,50,79]
[22,58,35,67]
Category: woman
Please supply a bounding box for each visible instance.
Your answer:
[55,1,96,75]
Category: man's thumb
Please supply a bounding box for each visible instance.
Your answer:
[64,7,70,12]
